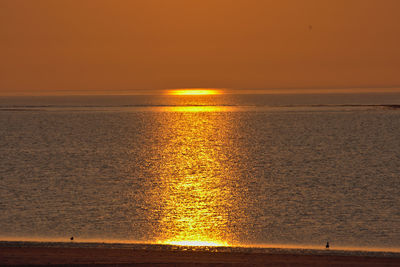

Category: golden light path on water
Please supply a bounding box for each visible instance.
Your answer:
[161,106,232,113]
[148,104,243,247]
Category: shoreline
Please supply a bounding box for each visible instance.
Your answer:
[1,240,399,254]
[1,242,400,266]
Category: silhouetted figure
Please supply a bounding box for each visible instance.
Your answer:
[70,236,74,241]
[326,241,329,249]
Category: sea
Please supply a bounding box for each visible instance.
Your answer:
[0,92,399,255]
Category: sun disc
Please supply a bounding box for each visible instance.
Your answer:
[166,89,222,96]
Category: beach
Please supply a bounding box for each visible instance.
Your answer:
[1,246,400,266]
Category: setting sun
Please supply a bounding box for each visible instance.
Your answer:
[167,89,223,96]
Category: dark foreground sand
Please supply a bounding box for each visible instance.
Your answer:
[1,247,400,266]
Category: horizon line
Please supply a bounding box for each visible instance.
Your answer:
[1,87,400,97]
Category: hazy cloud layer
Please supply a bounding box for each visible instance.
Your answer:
[1,0,399,94]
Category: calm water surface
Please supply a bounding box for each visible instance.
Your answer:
[0,93,399,251]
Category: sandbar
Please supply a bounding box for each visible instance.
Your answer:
[1,246,400,266]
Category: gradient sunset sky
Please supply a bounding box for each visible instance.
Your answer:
[1,0,399,95]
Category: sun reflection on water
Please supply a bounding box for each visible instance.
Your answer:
[161,106,233,112]
[166,240,229,247]
[148,105,244,246]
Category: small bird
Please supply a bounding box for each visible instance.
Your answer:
[70,236,74,241]
[326,241,330,249]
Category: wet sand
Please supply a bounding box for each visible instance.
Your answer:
[1,247,400,266]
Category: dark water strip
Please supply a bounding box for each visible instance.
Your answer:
[0,104,399,111]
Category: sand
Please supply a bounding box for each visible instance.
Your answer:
[1,246,400,266]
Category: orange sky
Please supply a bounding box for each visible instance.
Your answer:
[1,0,400,95]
